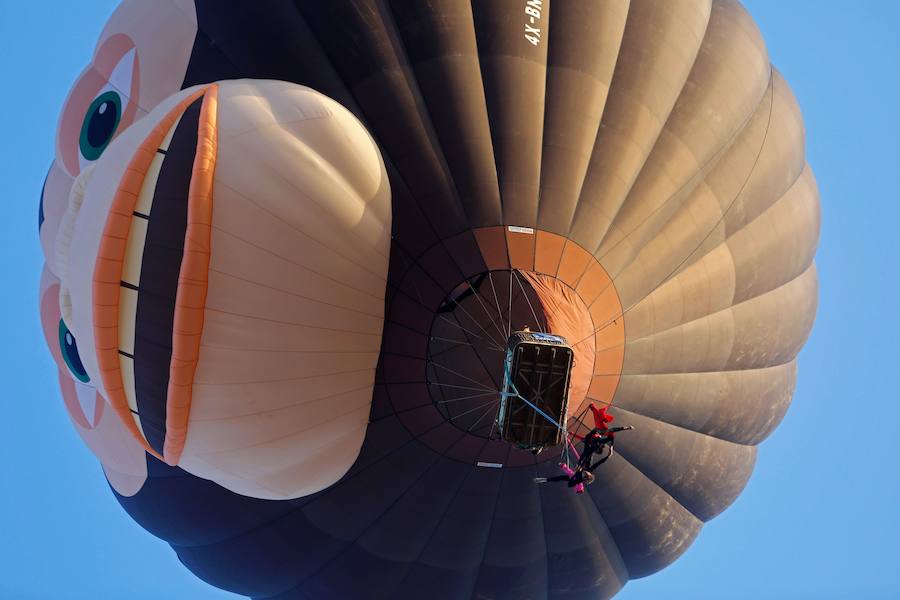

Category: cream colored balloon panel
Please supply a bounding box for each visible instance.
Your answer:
[119,80,390,500]
[216,110,390,263]
[181,404,370,499]
[193,345,378,389]
[39,164,75,277]
[727,265,818,367]
[208,230,384,319]
[202,271,383,337]
[602,80,816,400]
[615,78,781,294]
[189,369,377,421]
[201,310,381,355]
[208,182,387,298]
[183,386,373,455]
[608,183,727,314]
[539,483,619,560]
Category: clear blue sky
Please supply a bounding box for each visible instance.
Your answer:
[1,2,897,599]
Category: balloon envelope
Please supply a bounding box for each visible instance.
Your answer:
[38,1,819,598]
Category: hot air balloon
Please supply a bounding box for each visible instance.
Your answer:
[37,0,819,598]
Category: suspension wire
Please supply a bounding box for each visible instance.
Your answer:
[567,403,596,440]
[429,335,488,347]
[487,272,506,340]
[403,248,499,358]
[449,396,502,421]
[507,270,513,337]
[431,267,506,352]
[466,275,512,347]
[513,270,544,332]
[428,381,499,394]
[402,245,503,354]
[436,314,504,352]
[446,295,506,352]
[430,361,497,392]
[487,409,498,440]
[467,399,499,433]
[427,340,504,364]
[433,390,498,406]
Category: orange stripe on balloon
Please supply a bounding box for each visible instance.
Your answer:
[163,84,218,466]
[93,87,207,461]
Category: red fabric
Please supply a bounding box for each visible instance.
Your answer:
[588,404,614,429]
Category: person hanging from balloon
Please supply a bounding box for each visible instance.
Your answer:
[534,404,634,493]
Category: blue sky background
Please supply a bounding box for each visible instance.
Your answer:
[1,2,897,599]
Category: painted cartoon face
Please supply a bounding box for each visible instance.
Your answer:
[37,0,198,496]
[38,1,391,501]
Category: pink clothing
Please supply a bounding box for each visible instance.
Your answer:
[558,462,585,494]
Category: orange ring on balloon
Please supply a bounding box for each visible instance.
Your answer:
[470,226,626,412]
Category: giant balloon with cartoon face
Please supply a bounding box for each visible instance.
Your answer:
[38,1,819,598]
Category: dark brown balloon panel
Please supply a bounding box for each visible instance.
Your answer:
[106,1,819,599]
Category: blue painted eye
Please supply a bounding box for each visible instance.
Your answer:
[58,319,90,383]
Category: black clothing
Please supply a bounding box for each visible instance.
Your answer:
[577,426,629,470]
[540,426,631,489]
[547,469,594,488]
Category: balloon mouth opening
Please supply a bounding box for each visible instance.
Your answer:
[425,267,598,447]
[426,269,554,438]
[380,226,625,466]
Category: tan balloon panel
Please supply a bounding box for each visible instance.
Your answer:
[537,0,630,234]
[567,0,713,248]
[577,29,817,568]
[178,80,391,499]
[595,0,771,273]
[401,0,819,578]
[577,64,818,541]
